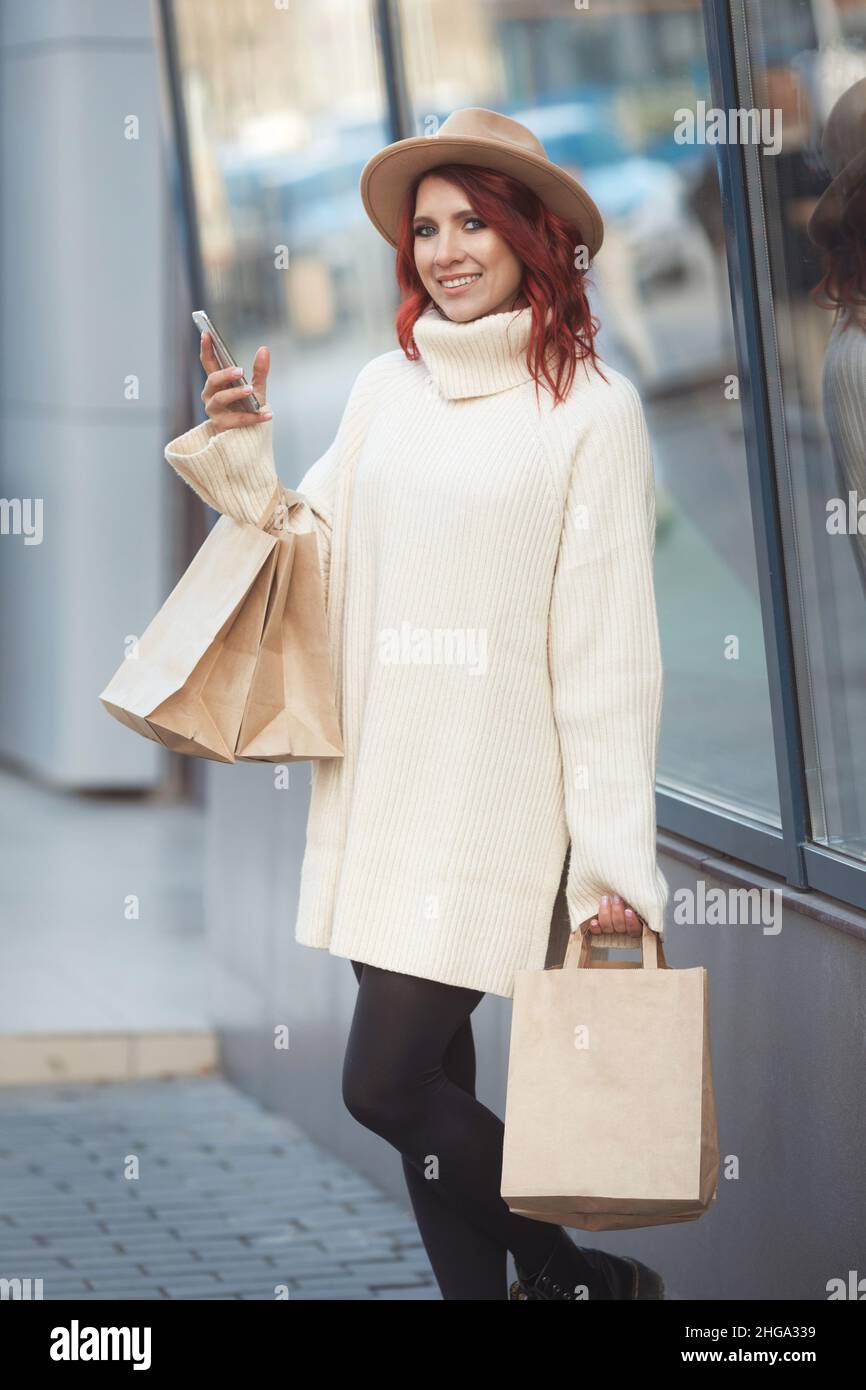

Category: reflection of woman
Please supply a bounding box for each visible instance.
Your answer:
[808,78,866,601]
[166,108,668,1301]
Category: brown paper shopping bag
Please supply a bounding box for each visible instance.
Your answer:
[99,505,281,763]
[235,498,343,761]
[501,924,720,1232]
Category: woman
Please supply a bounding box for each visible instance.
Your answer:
[165,108,669,1301]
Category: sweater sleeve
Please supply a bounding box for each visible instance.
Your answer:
[549,375,669,940]
[163,417,285,527]
[163,359,380,610]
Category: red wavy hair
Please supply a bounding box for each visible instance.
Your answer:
[810,181,866,329]
[392,163,608,406]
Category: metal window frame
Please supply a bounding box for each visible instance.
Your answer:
[647,0,810,894]
[674,0,866,912]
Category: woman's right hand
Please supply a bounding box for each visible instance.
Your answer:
[200,331,273,434]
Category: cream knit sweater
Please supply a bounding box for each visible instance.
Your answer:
[165,304,670,998]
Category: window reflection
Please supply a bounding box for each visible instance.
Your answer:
[172,0,397,479]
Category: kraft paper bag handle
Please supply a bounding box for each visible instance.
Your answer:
[257,481,319,537]
[563,921,668,972]
[255,483,289,532]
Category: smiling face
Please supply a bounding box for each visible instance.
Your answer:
[412,173,526,321]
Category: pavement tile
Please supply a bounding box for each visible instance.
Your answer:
[0,1075,434,1301]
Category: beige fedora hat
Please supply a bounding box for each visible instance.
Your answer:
[359,106,604,259]
[807,77,866,249]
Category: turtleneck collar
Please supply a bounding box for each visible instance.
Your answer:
[411,303,538,401]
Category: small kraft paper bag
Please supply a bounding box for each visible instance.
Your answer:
[235,495,343,761]
[501,923,720,1232]
[98,487,283,763]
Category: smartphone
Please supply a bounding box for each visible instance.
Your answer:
[192,310,262,414]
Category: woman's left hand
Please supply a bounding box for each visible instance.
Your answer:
[586,894,644,935]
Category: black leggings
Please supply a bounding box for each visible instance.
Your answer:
[343,958,572,1300]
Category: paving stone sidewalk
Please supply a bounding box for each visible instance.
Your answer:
[0,1074,439,1300]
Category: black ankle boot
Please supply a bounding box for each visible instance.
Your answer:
[510,1231,664,1301]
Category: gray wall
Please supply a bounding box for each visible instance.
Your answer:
[0,0,175,788]
[209,766,866,1302]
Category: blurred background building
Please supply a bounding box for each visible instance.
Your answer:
[1,0,866,1299]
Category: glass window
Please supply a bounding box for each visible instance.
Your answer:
[171,0,397,479]
[742,0,866,860]
[397,0,781,826]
